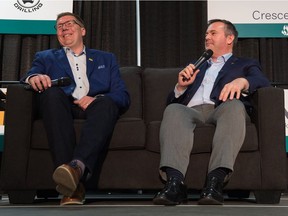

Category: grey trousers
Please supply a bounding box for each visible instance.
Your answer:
[159,99,249,180]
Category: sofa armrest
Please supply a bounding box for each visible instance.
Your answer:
[0,84,37,189]
[250,87,287,189]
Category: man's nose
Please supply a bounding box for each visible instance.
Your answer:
[62,25,68,30]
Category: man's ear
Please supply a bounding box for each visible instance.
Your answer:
[81,28,86,37]
[227,34,234,45]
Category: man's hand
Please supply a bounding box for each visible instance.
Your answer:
[28,74,52,92]
[74,96,96,111]
[219,78,249,102]
[177,64,200,91]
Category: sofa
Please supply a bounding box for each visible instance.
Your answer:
[0,66,287,204]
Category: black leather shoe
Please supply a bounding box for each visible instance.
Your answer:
[198,176,224,205]
[153,177,188,205]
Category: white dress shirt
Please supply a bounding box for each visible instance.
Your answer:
[64,47,89,100]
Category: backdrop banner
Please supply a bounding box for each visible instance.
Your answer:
[208,0,288,38]
[0,0,73,34]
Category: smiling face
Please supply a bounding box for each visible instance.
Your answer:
[56,15,86,54]
[205,21,234,59]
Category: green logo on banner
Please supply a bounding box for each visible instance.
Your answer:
[282,25,288,36]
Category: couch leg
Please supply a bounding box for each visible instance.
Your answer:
[253,190,282,204]
[37,189,59,199]
[8,190,36,204]
[227,190,250,199]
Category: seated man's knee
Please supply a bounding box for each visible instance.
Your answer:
[165,103,185,113]
[163,103,192,121]
[41,87,66,101]
[90,96,119,115]
[220,99,246,118]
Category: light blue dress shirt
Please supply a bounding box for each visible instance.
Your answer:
[175,53,232,107]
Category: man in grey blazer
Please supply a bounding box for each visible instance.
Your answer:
[21,12,130,205]
[153,19,270,205]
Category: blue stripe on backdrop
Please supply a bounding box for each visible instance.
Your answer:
[0,20,56,34]
[235,23,288,38]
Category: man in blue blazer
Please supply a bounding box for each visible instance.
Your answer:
[21,12,130,205]
[153,19,270,206]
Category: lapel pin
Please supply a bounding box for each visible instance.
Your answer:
[89,58,93,62]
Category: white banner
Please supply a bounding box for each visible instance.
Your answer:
[207,0,288,38]
[0,0,73,34]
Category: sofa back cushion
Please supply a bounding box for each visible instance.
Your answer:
[119,66,143,119]
[143,68,181,123]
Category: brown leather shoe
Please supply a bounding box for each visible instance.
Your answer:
[53,163,82,197]
[60,183,85,206]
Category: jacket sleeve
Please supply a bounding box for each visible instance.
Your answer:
[20,51,47,83]
[244,59,271,94]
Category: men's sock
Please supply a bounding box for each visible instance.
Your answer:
[165,167,184,183]
[208,167,231,183]
[69,159,85,177]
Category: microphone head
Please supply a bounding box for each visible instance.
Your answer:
[56,77,71,87]
[182,49,214,82]
[203,49,213,59]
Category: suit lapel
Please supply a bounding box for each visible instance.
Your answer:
[213,55,238,88]
[54,48,97,80]
[86,49,97,78]
[54,49,74,79]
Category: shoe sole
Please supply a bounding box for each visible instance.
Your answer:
[60,197,85,206]
[56,185,75,197]
[60,200,84,206]
[53,166,78,196]
[198,197,223,205]
[153,197,188,206]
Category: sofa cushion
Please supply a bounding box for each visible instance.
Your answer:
[119,66,143,119]
[31,118,146,150]
[109,118,146,149]
[146,121,259,153]
[143,68,181,123]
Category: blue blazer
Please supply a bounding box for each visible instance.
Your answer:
[22,48,130,113]
[167,55,271,110]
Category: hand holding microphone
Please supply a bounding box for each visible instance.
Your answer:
[179,64,200,86]
[25,75,71,92]
[181,49,213,82]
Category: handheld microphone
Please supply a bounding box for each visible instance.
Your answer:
[182,49,213,81]
[24,77,71,90]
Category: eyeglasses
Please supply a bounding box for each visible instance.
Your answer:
[54,20,82,30]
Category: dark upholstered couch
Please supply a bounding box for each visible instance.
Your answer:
[0,66,287,204]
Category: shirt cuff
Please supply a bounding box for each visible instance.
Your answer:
[174,83,186,98]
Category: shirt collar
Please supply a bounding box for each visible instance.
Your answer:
[63,46,86,57]
[208,53,232,65]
